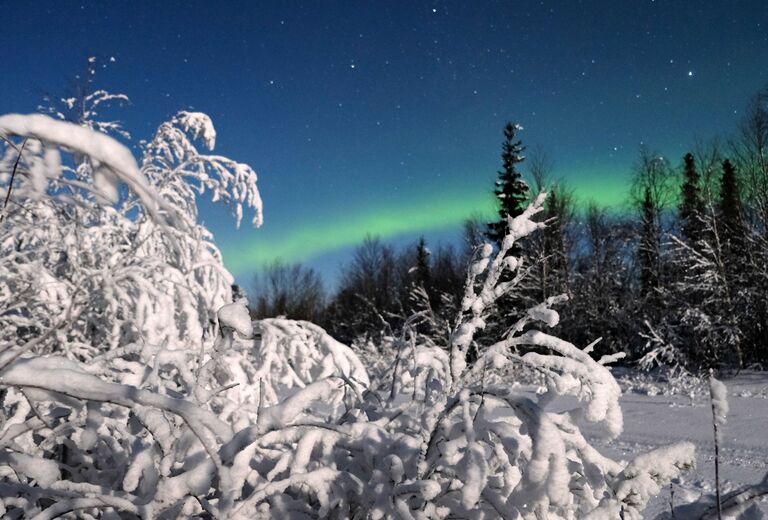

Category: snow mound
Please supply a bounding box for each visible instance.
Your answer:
[218,299,253,338]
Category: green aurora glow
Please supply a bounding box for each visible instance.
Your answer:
[222,169,629,276]
[224,191,491,275]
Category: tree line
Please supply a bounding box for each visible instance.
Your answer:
[250,87,768,372]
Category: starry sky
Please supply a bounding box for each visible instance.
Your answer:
[2,1,767,286]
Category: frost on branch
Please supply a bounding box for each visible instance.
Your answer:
[0,114,162,217]
[248,318,370,405]
[141,110,262,228]
[588,442,696,519]
[0,102,263,359]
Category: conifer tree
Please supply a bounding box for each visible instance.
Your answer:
[478,123,531,359]
[680,152,705,244]
[631,148,673,298]
[414,236,432,292]
[719,159,744,245]
[487,122,529,247]
[716,159,751,364]
[542,186,571,295]
[639,186,661,295]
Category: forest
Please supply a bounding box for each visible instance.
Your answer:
[252,88,768,378]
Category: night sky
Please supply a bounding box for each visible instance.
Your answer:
[2,1,767,286]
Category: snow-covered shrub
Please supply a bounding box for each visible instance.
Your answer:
[0,98,262,360]
[659,377,768,520]
[0,286,376,518]
[205,194,695,519]
[220,193,695,519]
[220,318,370,418]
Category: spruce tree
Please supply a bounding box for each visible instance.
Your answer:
[412,236,434,309]
[718,159,748,362]
[639,186,660,295]
[719,159,744,244]
[487,122,529,247]
[543,187,570,294]
[474,123,529,365]
[532,186,571,301]
[414,236,431,291]
[679,152,705,244]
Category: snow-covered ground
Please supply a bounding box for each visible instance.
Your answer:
[596,372,768,517]
[508,371,768,517]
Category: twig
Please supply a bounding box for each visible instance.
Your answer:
[1,137,28,223]
[669,482,675,519]
[710,381,723,520]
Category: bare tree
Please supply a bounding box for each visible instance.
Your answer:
[691,136,724,207]
[325,235,402,342]
[630,145,676,214]
[527,144,556,195]
[730,87,768,232]
[251,260,326,323]
[461,213,487,263]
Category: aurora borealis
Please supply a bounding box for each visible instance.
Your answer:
[219,167,630,276]
[3,1,767,285]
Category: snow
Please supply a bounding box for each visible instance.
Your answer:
[218,299,253,338]
[176,111,217,150]
[711,375,730,428]
[0,452,60,488]
[0,113,162,218]
[580,372,768,518]
[250,318,370,399]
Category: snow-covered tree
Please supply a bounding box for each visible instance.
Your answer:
[0,90,262,360]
